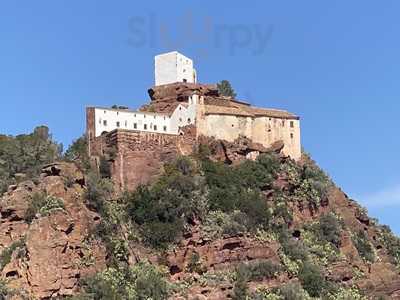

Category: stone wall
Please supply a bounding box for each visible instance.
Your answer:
[90,127,197,190]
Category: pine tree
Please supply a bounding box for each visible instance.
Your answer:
[217,80,237,98]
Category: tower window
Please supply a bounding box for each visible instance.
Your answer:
[290,121,294,128]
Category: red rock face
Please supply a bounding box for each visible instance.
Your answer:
[0,163,106,298]
[143,83,218,114]
[93,128,197,190]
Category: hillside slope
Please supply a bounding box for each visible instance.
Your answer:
[0,129,400,299]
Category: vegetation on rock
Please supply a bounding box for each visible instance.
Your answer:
[0,126,61,195]
[1,127,400,299]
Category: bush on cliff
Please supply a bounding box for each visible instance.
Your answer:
[353,230,375,263]
[201,154,278,231]
[64,135,90,171]
[0,238,26,272]
[298,261,326,297]
[316,213,342,248]
[0,126,61,195]
[280,157,332,209]
[24,192,65,223]
[126,161,205,248]
[84,172,114,215]
[377,224,400,266]
[78,262,169,300]
[232,264,250,300]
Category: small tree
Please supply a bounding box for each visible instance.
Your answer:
[298,262,325,297]
[233,264,249,300]
[217,80,237,98]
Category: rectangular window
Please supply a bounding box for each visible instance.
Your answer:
[163,126,167,132]
[290,133,294,139]
[154,125,157,131]
[144,124,147,130]
[290,121,294,128]
[133,123,137,129]
[282,120,285,127]
[103,120,107,126]
[125,121,127,127]
[116,121,120,127]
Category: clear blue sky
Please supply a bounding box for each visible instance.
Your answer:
[1,1,399,233]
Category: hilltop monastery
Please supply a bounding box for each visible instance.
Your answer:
[86,51,301,188]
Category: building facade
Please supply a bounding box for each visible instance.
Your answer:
[155,51,197,86]
[86,51,301,188]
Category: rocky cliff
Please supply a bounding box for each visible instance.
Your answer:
[1,137,400,300]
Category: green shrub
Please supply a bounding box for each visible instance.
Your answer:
[298,262,326,297]
[280,157,331,209]
[99,156,112,179]
[377,225,400,266]
[280,234,309,261]
[236,190,270,230]
[232,264,249,300]
[244,260,282,281]
[269,198,293,230]
[279,282,312,300]
[186,252,205,274]
[0,280,11,299]
[202,211,248,239]
[202,158,272,230]
[127,171,203,248]
[24,192,64,223]
[64,135,90,171]
[353,230,375,262]
[0,238,26,272]
[84,173,113,215]
[0,126,61,195]
[79,262,169,300]
[316,213,342,248]
[169,156,195,176]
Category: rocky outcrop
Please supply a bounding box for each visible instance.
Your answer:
[144,83,218,114]
[166,235,280,281]
[200,136,285,164]
[0,163,106,298]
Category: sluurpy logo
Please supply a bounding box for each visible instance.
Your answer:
[127,11,274,59]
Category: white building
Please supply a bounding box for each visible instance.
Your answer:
[90,95,199,137]
[155,51,197,86]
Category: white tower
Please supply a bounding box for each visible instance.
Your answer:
[155,51,197,86]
